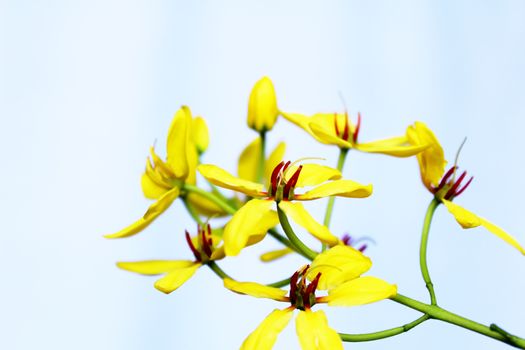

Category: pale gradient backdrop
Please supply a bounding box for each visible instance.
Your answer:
[1,1,525,349]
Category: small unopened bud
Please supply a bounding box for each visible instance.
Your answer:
[193,116,209,154]
[247,77,279,132]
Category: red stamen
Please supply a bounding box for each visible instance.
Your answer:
[334,113,340,137]
[289,271,299,305]
[309,272,322,295]
[445,171,467,200]
[454,176,474,197]
[437,166,457,191]
[341,234,352,246]
[200,226,212,257]
[358,244,367,252]
[342,112,350,141]
[283,165,303,198]
[185,230,201,261]
[270,161,285,194]
[353,112,361,143]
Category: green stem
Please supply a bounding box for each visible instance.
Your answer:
[392,294,525,348]
[182,198,204,225]
[256,131,266,183]
[323,148,348,228]
[266,277,291,288]
[420,198,440,305]
[277,204,318,260]
[206,261,231,279]
[322,148,348,252]
[339,315,429,342]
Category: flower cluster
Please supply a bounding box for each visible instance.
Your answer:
[107,77,525,349]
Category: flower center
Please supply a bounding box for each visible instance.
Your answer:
[333,111,361,144]
[185,224,214,263]
[431,166,474,201]
[289,265,322,311]
[268,160,303,201]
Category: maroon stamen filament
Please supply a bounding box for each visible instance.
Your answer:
[342,112,350,141]
[185,230,201,261]
[353,112,361,143]
[283,165,303,199]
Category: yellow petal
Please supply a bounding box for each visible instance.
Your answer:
[260,248,293,262]
[278,201,339,245]
[326,276,397,306]
[285,164,342,188]
[355,135,429,157]
[198,164,265,197]
[310,119,353,148]
[117,260,195,275]
[280,112,315,136]
[104,187,180,239]
[296,310,343,350]
[298,180,372,200]
[238,137,261,183]
[186,191,227,217]
[443,200,525,255]
[224,278,288,301]
[223,199,279,256]
[247,77,279,132]
[264,142,286,186]
[210,245,226,261]
[141,172,169,200]
[166,106,191,179]
[192,116,209,154]
[307,245,372,290]
[240,309,293,350]
[407,122,446,189]
[154,262,201,294]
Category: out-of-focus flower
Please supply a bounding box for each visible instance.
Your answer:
[281,110,427,156]
[247,77,279,132]
[105,107,223,239]
[225,245,397,349]
[408,122,525,255]
[198,160,372,255]
[117,224,225,294]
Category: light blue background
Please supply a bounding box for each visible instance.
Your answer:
[1,1,524,349]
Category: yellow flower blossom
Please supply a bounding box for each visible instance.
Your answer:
[224,245,397,349]
[105,107,224,239]
[408,122,525,255]
[281,110,428,156]
[198,160,373,256]
[117,224,225,294]
[247,77,279,132]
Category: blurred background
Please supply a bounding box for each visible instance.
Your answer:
[1,1,525,349]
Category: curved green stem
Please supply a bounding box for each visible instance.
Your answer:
[339,315,429,342]
[420,198,440,305]
[206,261,231,279]
[207,261,290,288]
[182,198,204,225]
[277,204,318,260]
[392,293,525,348]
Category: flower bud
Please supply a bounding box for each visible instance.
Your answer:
[192,116,209,154]
[247,77,279,132]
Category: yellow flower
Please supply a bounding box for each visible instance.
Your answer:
[224,245,397,349]
[198,160,373,256]
[105,106,223,239]
[247,77,279,132]
[408,122,525,255]
[117,224,225,294]
[281,110,428,156]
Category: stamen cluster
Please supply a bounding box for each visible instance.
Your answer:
[431,166,474,200]
[289,265,322,311]
[268,160,303,201]
[185,224,214,262]
[333,111,361,143]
